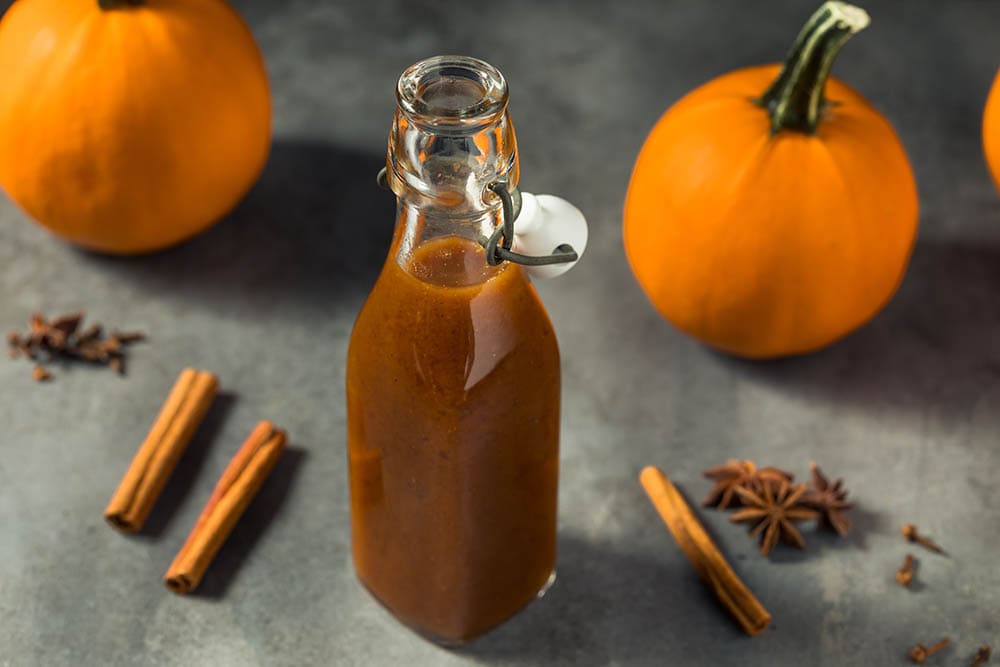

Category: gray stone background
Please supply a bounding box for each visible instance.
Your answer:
[1,1,999,665]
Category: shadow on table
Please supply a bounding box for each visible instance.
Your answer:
[716,239,1000,426]
[80,138,395,312]
[460,533,742,665]
[140,392,237,538]
[457,489,896,663]
[194,446,307,598]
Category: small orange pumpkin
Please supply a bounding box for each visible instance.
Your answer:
[624,2,918,359]
[985,69,1000,191]
[0,0,271,254]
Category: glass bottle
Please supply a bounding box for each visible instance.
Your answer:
[346,56,562,644]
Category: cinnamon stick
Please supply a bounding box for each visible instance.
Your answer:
[164,421,287,594]
[104,369,218,532]
[640,465,771,636]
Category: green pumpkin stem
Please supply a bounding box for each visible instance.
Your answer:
[758,1,870,135]
[98,0,144,9]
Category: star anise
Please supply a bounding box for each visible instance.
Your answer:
[730,480,819,556]
[803,462,852,537]
[702,459,793,509]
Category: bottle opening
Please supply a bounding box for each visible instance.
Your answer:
[397,56,508,127]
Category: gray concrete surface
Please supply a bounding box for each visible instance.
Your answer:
[2,1,999,665]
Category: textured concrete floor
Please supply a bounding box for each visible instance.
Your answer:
[2,1,999,665]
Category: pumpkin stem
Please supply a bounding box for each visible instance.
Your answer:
[98,0,144,9]
[758,1,870,135]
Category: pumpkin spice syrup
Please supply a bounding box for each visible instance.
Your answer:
[346,56,562,644]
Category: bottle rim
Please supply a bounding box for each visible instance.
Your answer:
[396,55,508,129]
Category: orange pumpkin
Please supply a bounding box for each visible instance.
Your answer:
[624,1,918,359]
[985,69,1000,191]
[0,0,271,254]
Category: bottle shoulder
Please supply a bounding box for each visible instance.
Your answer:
[349,256,558,388]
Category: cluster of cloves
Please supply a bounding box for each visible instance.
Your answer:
[897,526,991,665]
[6,312,145,380]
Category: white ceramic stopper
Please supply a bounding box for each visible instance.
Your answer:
[511,193,588,279]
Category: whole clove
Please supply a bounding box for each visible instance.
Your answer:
[971,645,992,667]
[895,553,916,588]
[910,637,951,664]
[902,523,946,555]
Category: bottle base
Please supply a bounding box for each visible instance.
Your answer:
[357,568,557,647]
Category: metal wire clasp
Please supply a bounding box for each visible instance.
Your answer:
[376,168,578,268]
[479,182,578,267]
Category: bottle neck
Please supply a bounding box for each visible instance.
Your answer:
[393,198,501,262]
[392,199,510,287]
[386,56,519,281]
